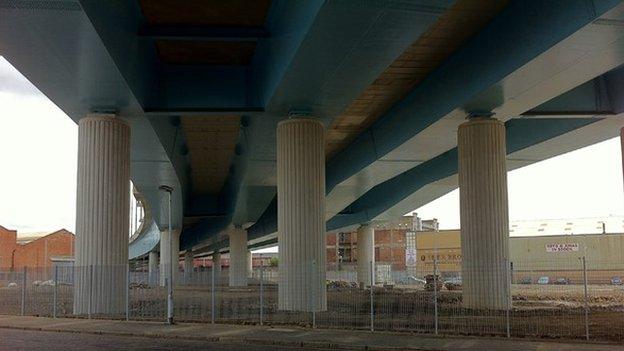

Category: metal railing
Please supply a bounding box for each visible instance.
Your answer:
[0,256,622,342]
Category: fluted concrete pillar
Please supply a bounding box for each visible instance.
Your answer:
[277,118,326,311]
[357,224,375,286]
[213,252,221,285]
[228,227,248,286]
[184,250,194,285]
[247,250,253,278]
[74,115,130,315]
[160,229,180,286]
[148,251,159,286]
[458,117,510,310]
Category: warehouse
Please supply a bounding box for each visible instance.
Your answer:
[327,216,624,284]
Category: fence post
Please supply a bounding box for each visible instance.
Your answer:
[125,263,130,321]
[167,267,174,324]
[433,258,438,335]
[21,266,26,316]
[369,260,374,332]
[211,265,215,324]
[582,256,589,341]
[259,260,264,326]
[53,265,58,319]
[88,265,93,319]
[312,260,316,329]
[505,258,511,338]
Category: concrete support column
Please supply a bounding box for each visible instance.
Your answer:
[213,252,221,285]
[184,250,193,285]
[160,229,180,286]
[458,117,510,310]
[228,227,248,287]
[148,251,159,286]
[74,115,130,315]
[356,224,375,286]
[277,118,326,311]
[247,250,253,278]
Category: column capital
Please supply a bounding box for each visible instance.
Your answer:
[80,113,129,126]
[466,110,495,119]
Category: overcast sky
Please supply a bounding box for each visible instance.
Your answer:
[1,56,623,235]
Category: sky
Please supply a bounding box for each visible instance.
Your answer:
[0,56,623,235]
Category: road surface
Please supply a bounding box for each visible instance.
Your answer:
[0,328,340,351]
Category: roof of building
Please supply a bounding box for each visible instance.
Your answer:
[0,225,15,232]
[16,229,74,245]
[509,216,624,237]
[413,216,624,238]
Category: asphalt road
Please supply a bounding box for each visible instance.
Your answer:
[0,328,339,351]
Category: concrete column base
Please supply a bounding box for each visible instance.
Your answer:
[160,229,180,287]
[229,227,248,287]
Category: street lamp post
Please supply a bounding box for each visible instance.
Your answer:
[159,185,174,325]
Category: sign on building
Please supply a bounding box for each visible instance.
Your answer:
[546,243,579,253]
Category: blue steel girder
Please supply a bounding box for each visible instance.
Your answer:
[247,0,624,241]
[76,0,454,251]
[326,0,623,194]
[182,1,456,249]
[326,118,602,231]
[522,65,624,117]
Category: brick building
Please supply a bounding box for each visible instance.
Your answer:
[0,226,74,269]
[0,225,17,269]
[327,220,414,271]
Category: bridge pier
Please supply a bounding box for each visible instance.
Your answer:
[357,224,375,287]
[277,119,326,312]
[148,251,159,286]
[184,250,193,285]
[212,252,222,285]
[228,226,248,287]
[247,250,253,278]
[74,115,130,315]
[458,116,510,310]
[159,229,180,286]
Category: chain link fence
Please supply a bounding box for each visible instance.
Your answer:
[0,255,622,342]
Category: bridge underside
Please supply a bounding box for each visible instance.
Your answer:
[2,0,624,311]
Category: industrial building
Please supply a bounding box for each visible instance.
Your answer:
[327,216,624,284]
[0,226,74,270]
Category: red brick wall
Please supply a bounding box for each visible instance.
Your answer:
[13,230,74,268]
[0,226,17,269]
[325,228,409,269]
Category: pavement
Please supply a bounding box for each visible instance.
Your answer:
[0,328,333,351]
[0,315,621,351]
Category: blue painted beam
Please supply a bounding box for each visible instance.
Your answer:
[246,0,621,241]
[138,25,269,42]
[326,118,601,230]
[149,65,254,112]
[325,0,621,194]
[522,77,613,116]
[522,65,624,117]
[179,118,252,250]
[239,117,605,252]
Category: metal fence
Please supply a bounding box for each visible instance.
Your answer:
[0,256,623,342]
